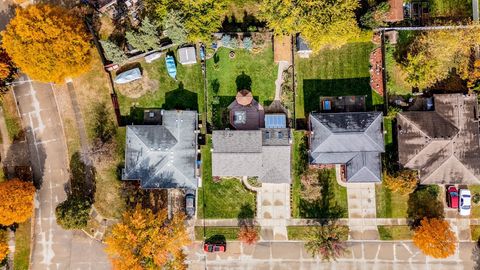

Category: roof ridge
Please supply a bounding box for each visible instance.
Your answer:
[364,113,385,152]
[310,116,332,154]
[419,142,454,182]
[397,113,432,140]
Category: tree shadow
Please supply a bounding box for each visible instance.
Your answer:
[163,82,198,111]
[213,53,220,64]
[66,152,96,203]
[299,169,345,222]
[407,185,444,228]
[303,78,373,116]
[13,126,47,188]
[235,72,252,91]
[0,4,15,36]
[205,234,226,245]
[211,95,235,129]
[237,203,255,227]
[221,11,266,32]
[211,79,220,95]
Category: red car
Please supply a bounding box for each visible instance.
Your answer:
[447,186,459,208]
[204,243,226,253]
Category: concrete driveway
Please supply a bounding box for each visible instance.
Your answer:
[13,76,110,270]
[346,183,379,240]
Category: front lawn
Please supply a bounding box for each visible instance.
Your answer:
[295,41,377,120]
[206,46,277,128]
[471,225,480,241]
[378,225,413,240]
[469,185,480,218]
[14,219,31,270]
[287,225,349,241]
[194,226,241,241]
[376,184,409,218]
[197,136,256,219]
[116,55,204,122]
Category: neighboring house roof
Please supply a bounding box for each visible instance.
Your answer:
[212,129,291,183]
[228,92,265,130]
[397,94,480,184]
[122,110,198,189]
[178,47,197,65]
[309,112,384,182]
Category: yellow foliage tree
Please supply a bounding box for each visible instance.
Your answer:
[105,205,191,270]
[0,179,36,226]
[0,240,8,262]
[383,170,418,195]
[1,4,91,83]
[413,218,456,258]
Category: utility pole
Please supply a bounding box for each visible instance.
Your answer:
[474,0,479,22]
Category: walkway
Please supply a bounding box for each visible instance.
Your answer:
[13,76,110,270]
[346,183,379,240]
[274,61,290,101]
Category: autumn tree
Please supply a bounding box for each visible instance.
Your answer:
[402,28,480,89]
[413,218,456,258]
[0,239,8,263]
[163,10,188,45]
[55,196,91,230]
[407,185,444,227]
[305,223,348,261]
[238,226,259,245]
[360,2,390,29]
[105,205,191,270]
[0,179,35,226]
[384,170,418,195]
[126,17,160,52]
[0,49,16,83]
[259,0,360,51]
[100,40,127,65]
[1,4,92,83]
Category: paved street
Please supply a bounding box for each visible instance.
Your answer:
[186,240,476,270]
[13,76,110,270]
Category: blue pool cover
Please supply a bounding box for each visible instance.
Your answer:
[324,100,331,110]
[265,114,287,128]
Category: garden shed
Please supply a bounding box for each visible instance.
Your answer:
[178,46,197,65]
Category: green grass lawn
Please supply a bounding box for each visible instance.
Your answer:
[291,131,306,218]
[2,91,23,143]
[378,225,413,240]
[194,226,241,241]
[206,46,277,128]
[384,117,393,146]
[385,45,412,95]
[429,0,472,17]
[197,136,256,219]
[116,56,204,122]
[295,168,348,219]
[471,225,480,241]
[287,226,349,241]
[469,185,480,218]
[295,42,377,120]
[376,184,409,218]
[14,219,31,270]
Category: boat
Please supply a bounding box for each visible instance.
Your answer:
[165,55,177,80]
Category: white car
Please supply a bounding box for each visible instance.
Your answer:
[459,189,471,216]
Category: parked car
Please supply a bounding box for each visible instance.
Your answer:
[204,243,226,253]
[459,189,472,216]
[185,191,195,218]
[447,186,459,208]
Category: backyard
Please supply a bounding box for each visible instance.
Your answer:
[115,54,204,123]
[197,136,256,219]
[295,40,381,121]
[206,46,277,128]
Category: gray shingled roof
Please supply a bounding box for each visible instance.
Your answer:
[212,129,291,183]
[397,94,480,184]
[309,112,384,182]
[122,110,198,189]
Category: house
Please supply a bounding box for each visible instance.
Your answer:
[88,0,142,23]
[178,47,197,65]
[212,129,291,183]
[296,35,312,58]
[122,110,198,189]
[397,94,480,184]
[228,89,265,130]
[309,112,384,182]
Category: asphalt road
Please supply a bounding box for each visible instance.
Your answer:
[13,77,110,270]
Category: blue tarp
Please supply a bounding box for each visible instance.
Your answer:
[165,55,177,79]
[114,68,142,84]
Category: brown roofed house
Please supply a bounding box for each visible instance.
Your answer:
[397,94,480,184]
[228,89,265,130]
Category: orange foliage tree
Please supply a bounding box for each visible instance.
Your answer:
[0,239,8,262]
[105,205,191,270]
[0,179,35,226]
[413,218,456,258]
[384,170,418,195]
[238,226,259,245]
[1,4,91,83]
[0,49,16,82]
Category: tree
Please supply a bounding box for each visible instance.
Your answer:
[238,226,258,245]
[0,49,16,82]
[383,170,418,195]
[105,205,190,270]
[305,223,348,261]
[360,2,390,29]
[91,102,116,145]
[1,4,91,83]
[413,218,456,258]
[100,40,127,65]
[126,17,160,52]
[0,239,7,263]
[0,179,35,226]
[402,28,480,89]
[259,0,361,52]
[55,196,91,230]
[407,185,444,227]
[147,0,227,42]
[163,10,187,45]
